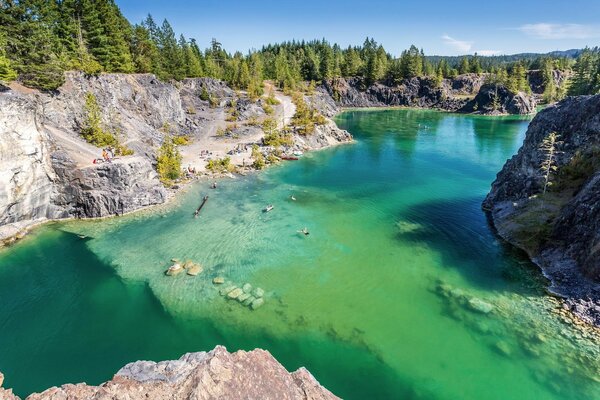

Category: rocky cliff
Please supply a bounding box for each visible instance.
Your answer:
[459,84,536,115]
[320,74,536,115]
[484,94,600,325]
[1,346,338,400]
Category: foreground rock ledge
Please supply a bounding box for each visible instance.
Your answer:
[3,346,339,400]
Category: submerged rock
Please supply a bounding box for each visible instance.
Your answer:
[237,293,251,303]
[251,298,265,310]
[165,263,183,276]
[242,283,253,293]
[227,288,244,300]
[252,288,265,298]
[467,298,494,314]
[220,285,236,296]
[186,264,202,276]
[213,277,225,284]
[242,296,256,306]
[494,341,512,357]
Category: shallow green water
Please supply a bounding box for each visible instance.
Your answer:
[1,109,598,399]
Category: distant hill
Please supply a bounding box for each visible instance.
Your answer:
[426,49,582,68]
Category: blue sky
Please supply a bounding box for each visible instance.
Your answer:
[118,0,600,56]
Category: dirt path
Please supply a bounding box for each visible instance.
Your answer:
[179,84,296,173]
[46,126,102,167]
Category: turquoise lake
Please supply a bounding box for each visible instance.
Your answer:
[0,109,598,399]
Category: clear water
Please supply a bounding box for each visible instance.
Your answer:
[0,109,598,399]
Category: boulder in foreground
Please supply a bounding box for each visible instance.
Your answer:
[22,346,339,400]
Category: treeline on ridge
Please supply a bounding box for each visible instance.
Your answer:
[0,0,599,99]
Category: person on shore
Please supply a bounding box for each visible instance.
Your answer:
[102,149,109,162]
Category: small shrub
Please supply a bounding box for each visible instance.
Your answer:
[172,135,191,146]
[206,156,234,173]
[199,87,210,101]
[156,136,182,182]
[290,92,326,135]
[263,103,274,115]
[265,91,280,105]
[80,92,132,154]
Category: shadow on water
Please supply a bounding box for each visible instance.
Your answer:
[0,227,423,400]
[395,196,548,295]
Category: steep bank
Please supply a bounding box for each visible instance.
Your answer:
[320,74,537,115]
[484,94,600,326]
[0,73,351,244]
[0,346,338,399]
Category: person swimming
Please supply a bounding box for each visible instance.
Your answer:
[298,227,309,236]
[290,195,296,201]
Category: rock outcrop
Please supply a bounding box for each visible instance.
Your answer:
[321,75,478,111]
[16,346,338,400]
[459,84,536,115]
[321,74,537,115]
[484,94,600,325]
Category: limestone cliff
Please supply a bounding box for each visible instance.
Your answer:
[484,94,600,325]
[4,346,338,400]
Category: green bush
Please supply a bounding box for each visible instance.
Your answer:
[156,137,182,182]
[80,93,134,155]
[291,92,326,135]
[172,135,191,145]
[206,156,234,173]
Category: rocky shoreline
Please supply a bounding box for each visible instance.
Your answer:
[0,346,339,400]
[0,72,352,247]
[484,94,600,326]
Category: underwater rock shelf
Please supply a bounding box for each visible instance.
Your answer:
[215,279,266,310]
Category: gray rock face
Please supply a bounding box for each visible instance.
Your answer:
[527,69,571,95]
[52,153,167,218]
[484,94,600,325]
[321,74,537,115]
[23,346,339,400]
[321,74,481,111]
[459,84,536,115]
[0,93,58,225]
[0,74,172,230]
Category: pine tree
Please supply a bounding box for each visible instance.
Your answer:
[458,57,470,75]
[182,38,203,77]
[470,53,482,74]
[0,32,17,82]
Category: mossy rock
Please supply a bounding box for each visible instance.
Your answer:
[220,285,236,296]
[252,287,264,298]
[251,298,265,310]
[227,288,244,299]
[242,296,256,306]
[242,283,253,293]
[237,293,251,303]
